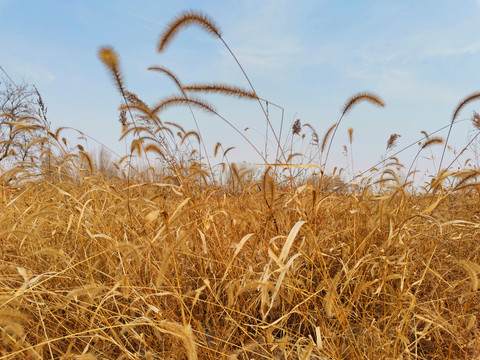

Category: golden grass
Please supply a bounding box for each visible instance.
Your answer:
[1,175,480,359]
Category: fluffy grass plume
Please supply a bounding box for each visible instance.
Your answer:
[182,83,258,100]
[158,11,222,52]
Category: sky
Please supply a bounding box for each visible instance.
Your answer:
[2,0,480,184]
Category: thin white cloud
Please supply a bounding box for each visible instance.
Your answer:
[400,15,480,60]
[376,70,460,104]
[421,41,480,58]
[131,13,164,28]
[231,40,303,69]
[217,0,318,70]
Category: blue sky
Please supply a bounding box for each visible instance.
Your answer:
[2,0,480,183]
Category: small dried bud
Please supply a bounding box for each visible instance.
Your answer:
[472,111,480,130]
[119,109,127,127]
[292,119,301,135]
[386,133,401,150]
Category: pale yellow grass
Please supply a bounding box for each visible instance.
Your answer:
[0,176,479,359]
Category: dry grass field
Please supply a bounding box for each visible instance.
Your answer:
[1,10,480,360]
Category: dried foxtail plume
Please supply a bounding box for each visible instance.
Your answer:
[130,138,144,157]
[180,131,201,146]
[158,11,222,53]
[262,167,275,207]
[214,142,222,157]
[321,122,337,153]
[439,91,480,173]
[182,83,258,100]
[148,66,183,90]
[323,92,384,171]
[152,95,216,115]
[144,143,165,159]
[406,137,444,183]
[421,137,444,150]
[221,145,234,157]
[341,92,384,117]
[79,151,94,174]
[286,152,302,163]
[348,127,353,144]
[165,121,186,134]
[452,92,480,122]
[386,133,401,151]
[98,46,125,94]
